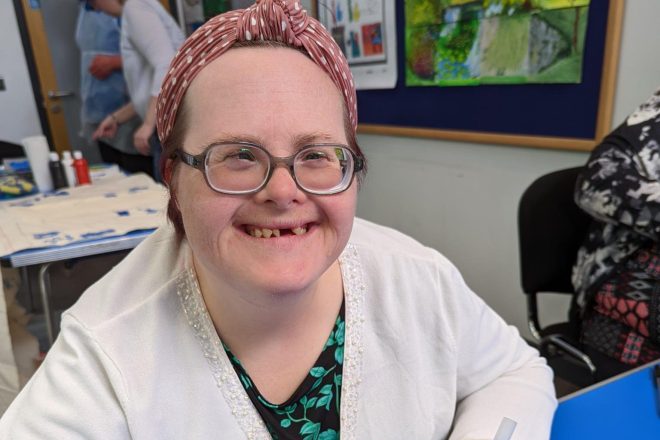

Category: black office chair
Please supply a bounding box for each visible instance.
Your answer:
[518,167,631,387]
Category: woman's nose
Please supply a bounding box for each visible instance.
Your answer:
[254,165,305,207]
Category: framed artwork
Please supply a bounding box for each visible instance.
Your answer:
[405,1,591,87]
[316,0,624,151]
[317,0,398,89]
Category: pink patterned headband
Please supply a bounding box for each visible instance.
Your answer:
[156,0,357,145]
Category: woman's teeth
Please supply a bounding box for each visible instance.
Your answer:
[247,226,307,238]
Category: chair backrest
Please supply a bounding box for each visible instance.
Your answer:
[518,167,592,296]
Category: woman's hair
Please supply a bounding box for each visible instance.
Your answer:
[156,1,366,238]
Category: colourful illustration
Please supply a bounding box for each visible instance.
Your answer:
[405,0,591,86]
[349,31,362,58]
[362,23,384,56]
[319,0,387,65]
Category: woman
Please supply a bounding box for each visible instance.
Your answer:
[76,0,148,174]
[573,88,660,369]
[0,1,556,438]
[92,0,184,181]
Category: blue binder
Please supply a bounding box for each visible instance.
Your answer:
[551,361,660,439]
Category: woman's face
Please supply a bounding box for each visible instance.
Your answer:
[172,47,358,298]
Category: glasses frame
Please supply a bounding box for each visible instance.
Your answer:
[176,141,364,195]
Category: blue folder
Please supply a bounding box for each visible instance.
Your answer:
[551,361,660,439]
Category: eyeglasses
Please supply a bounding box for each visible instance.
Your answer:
[176,142,364,195]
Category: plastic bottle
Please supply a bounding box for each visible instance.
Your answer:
[48,152,68,190]
[72,150,91,185]
[61,150,76,187]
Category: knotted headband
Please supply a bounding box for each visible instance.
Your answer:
[156,0,357,145]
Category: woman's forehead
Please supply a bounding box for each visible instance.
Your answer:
[181,48,346,149]
[186,48,344,114]
[192,47,337,90]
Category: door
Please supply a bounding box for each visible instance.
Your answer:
[17,0,173,155]
[18,0,76,154]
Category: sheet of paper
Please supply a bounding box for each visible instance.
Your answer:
[0,174,168,257]
[318,0,398,90]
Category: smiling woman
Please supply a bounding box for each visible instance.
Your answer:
[0,1,557,438]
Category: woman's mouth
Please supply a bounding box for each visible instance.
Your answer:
[243,224,310,238]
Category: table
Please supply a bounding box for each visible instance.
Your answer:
[550,359,660,439]
[0,173,165,349]
[1,230,154,347]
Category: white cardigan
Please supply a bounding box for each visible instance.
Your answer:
[0,218,556,439]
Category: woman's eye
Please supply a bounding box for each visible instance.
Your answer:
[301,150,328,161]
[228,149,256,161]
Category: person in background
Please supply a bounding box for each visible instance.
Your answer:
[76,0,150,175]
[0,1,556,438]
[573,87,660,371]
[92,0,184,182]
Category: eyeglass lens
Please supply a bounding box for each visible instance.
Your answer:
[204,144,354,194]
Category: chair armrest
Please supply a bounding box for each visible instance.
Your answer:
[526,294,542,342]
[540,334,597,376]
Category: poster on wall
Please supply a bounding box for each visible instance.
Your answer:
[318,0,397,90]
[405,0,591,87]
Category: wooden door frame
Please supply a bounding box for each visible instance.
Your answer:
[12,0,53,151]
[15,0,72,154]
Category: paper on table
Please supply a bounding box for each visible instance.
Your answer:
[0,173,168,257]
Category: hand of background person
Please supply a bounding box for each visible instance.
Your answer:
[92,115,118,140]
[89,54,122,80]
[133,123,153,156]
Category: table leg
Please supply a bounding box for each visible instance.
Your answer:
[37,262,54,347]
[19,266,33,311]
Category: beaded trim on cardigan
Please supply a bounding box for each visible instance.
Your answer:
[336,244,366,440]
[176,267,270,439]
[176,243,366,439]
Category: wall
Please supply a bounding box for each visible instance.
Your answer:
[0,1,42,145]
[355,0,660,340]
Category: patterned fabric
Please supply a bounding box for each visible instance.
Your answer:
[156,0,357,145]
[573,87,660,365]
[224,302,344,440]
[581,244,660,365]
[572,87,660,305]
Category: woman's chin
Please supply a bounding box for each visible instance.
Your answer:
[239,264,322,297]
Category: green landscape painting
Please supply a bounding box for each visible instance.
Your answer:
[405,0,591,86]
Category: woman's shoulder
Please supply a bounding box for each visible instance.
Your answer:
[349,217,455,270]
[65,224,187,329]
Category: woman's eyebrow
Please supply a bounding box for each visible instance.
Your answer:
[201,133,343,151]
[292,133,343,148]
[201,134,265,149]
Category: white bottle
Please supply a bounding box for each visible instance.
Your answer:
[61,150,77,187]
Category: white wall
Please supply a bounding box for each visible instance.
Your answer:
[355,0,660,340]
[0,1,42,144]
